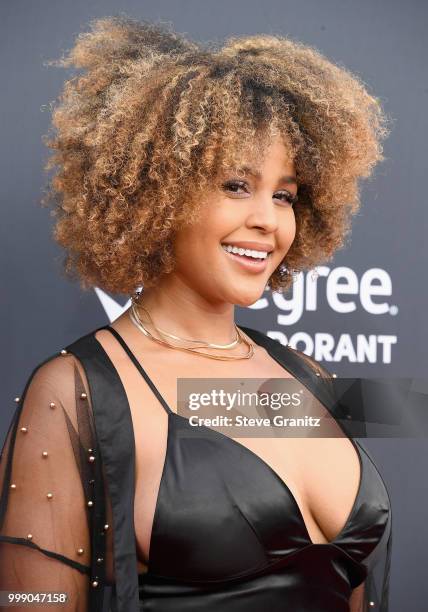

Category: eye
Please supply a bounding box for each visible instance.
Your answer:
[221,180,298,207]
[221,180,248,195]
[275,190,299,207]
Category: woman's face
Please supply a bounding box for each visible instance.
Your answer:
[172,135,297,307]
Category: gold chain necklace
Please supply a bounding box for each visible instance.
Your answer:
[136,303,240,349]
[129,297,254,361]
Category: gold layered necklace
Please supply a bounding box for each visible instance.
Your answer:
[129,294,254,361]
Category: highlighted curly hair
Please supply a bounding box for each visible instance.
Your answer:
[42,15,390,295]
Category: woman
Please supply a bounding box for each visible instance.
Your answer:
[0,16,392,612]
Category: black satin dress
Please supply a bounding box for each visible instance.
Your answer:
[101,327,392,612]
[0,324,392,612]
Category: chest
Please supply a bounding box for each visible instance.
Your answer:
[95,334,362,575]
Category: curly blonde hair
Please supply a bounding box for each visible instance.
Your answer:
[42,15,390,294]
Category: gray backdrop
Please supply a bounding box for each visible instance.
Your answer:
[1,1,427,609]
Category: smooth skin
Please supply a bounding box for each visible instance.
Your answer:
[135,133,298,341]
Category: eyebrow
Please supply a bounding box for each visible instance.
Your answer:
[237,165,297,185]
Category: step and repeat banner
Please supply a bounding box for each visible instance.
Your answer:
[1,1,427,610]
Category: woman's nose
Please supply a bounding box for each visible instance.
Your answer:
[245,196,279,233]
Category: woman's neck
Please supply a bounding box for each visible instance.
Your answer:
[134,285,237,345]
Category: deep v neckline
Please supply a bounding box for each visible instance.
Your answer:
[168,411,363,550]
[92,324,364,565]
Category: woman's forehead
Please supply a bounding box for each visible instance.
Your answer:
[219,141,296,178]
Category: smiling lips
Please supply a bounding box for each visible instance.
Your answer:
[222,244,268,260]
[220,242,272,273]
[221,241,274,254]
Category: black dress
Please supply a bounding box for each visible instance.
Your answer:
[0,324,392,611]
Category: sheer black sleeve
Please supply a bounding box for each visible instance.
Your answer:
[0,351,107,610]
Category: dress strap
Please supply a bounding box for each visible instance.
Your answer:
[97,325,173,415]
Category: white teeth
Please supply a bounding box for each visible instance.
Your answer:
[221,244,268,259]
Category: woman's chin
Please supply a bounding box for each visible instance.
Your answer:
[225,284,267,307]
